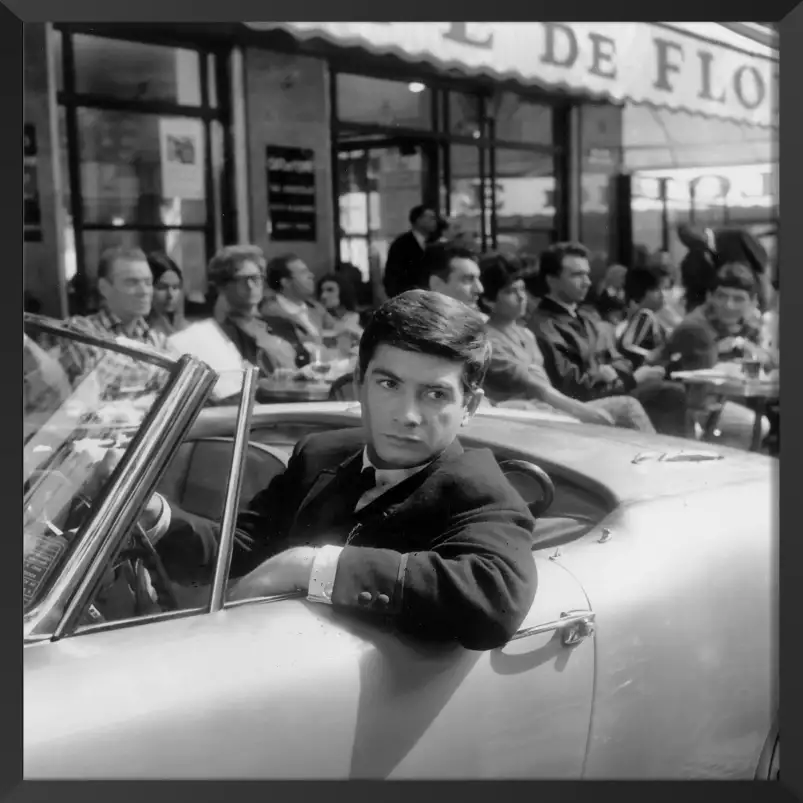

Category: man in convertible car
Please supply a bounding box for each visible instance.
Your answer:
[222,290,538,651]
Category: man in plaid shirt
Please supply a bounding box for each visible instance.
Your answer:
[58,247,172,396]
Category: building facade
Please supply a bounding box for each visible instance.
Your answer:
[23,22,777,317]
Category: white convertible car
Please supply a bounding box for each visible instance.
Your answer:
[23,316,778,780]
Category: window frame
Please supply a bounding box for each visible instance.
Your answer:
[54,25,236,306]
[330,59,573,265]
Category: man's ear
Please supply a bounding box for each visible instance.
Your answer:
[352,367,364,398]
[97,277,111,303]
[461,389,484,426]
[429,275,443,293]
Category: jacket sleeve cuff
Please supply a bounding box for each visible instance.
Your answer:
[306,545,344,605]
[144,493,171,545]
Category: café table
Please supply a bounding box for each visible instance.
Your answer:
[673,369,780,452]
[256,357,357,405]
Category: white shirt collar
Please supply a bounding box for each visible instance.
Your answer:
[361,446,431,489]
[412,230,427,249]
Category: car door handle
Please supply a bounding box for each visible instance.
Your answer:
[510,610,596,647]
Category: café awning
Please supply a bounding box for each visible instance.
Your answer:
[245,22,777,130]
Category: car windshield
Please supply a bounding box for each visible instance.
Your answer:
[23,321,183,615]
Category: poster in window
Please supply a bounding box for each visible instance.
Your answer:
[24,124,42,242]
[266,145,316,242]
[158,118,205,200]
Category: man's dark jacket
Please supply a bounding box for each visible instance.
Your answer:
[527,297,636,402]
[383,231,426,298]
[245,427,537,651]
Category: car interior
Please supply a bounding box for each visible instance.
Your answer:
[156,421,614,558]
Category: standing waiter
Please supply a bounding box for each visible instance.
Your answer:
[383,205,438,298]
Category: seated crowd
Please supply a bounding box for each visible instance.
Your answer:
[30,210,779,453]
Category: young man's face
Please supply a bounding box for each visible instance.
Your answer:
[548,255,592,305]
[486,278,527,322]
[356,344,482,469]
[223,259,265,313]
[710,285,753,326]
[429,257,483,308]
[98,258,153,322]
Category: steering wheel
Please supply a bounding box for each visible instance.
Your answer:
[499,459,556,519]
[117,523,181,613]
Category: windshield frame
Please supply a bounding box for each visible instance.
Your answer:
[23,317,219,641]
[24,313,178,370]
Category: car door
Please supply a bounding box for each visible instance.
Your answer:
[25,549,593,780]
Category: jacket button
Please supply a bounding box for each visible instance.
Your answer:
[376,594,390,608]
[357,591,372,606]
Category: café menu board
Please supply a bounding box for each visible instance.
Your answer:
[266,145,316,242]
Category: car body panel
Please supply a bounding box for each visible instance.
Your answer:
[25,555,592,779]
[555,481,776,779]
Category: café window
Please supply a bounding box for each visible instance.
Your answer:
[337,73,433,130]
[54,28,232,311]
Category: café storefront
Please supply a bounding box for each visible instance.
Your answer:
[24,21,777,316]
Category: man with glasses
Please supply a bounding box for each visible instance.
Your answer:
[209,245,299,376]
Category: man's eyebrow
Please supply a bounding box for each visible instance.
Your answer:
[370,367,404,383]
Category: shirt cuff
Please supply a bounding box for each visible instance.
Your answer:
[306,545,344,605]
[144,493,171,545]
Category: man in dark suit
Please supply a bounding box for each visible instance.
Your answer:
[227,290,537,651]
[382,205,438,298]
[528,242,691,438]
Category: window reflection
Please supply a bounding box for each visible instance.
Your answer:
[77,109,207,226]
[449,92,482,137]
[72,34,202,106]
[449,144,484,251]
[494,148,555,233]
[337,74,432,129]
[579,105,623,275]
[493,93,552,146]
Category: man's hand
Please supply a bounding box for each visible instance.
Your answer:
[592,365,619,384]
[227,547,317,602]
[577,405,615,427]
[634,365,666,385]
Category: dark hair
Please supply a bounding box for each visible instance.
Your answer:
[266,253,304,292]
[208,245,266,287]
[357,289,491,397]
[423,243,477,285]
[479,252,524,302]
[538,242,590,281]
[97,247,148,281]
[713,262,756,296]
[147,252,183,285]
[409,205,433,226]
[625,267,663,303]
[316,272,356,311]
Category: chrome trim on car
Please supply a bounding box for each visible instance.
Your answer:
[24,312,177,369]
[511,610,596,647]
[24,356,217,642]
[210,365,259,612]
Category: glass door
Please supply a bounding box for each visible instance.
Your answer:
[337,138,438,302]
